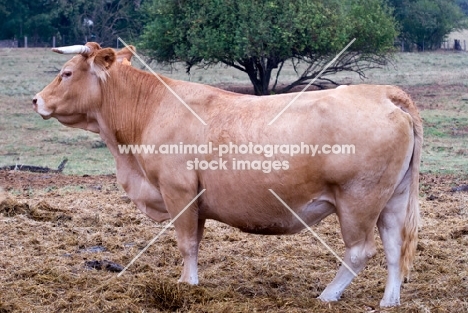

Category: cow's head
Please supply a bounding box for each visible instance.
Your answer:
[33,42,135,130]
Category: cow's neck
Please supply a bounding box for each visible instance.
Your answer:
[91,66,169,219]
[98,65,166,146]
[92,65,162,189]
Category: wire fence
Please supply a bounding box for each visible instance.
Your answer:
[441,39,467,51]
[0,36,122,49]
[396,38,467,52]
[2,36,467,52]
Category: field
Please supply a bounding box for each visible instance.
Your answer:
[0,47,467,312]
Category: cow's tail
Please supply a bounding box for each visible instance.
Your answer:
[389,87,423,280]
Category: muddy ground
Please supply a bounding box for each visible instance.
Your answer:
[0,170,467,312]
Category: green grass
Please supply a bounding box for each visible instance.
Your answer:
[0,48,115,174]
[420,109,468,174]
[0,95,115,175]
[1,47,467,175]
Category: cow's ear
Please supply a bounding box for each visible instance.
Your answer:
[85,42,102,56]
[116,45,135,64]
[94,48,116,70]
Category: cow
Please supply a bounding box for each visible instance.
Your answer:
[33,42,423,307]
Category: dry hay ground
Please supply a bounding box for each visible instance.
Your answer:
[0,171,467,312]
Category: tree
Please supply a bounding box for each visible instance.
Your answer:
[140,0,397,95]
[456,0,468,15]
[390,0,466,51]
[0,0,145,47]
[77,0,145,46]
[0,1,50,43]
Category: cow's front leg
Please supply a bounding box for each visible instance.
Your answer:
[160,182,205,285]
[175,218,205,284]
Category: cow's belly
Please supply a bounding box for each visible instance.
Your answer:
[198,183,336,235]
[229,199,335,235]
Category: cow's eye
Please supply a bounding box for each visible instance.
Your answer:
[62,71,72,78]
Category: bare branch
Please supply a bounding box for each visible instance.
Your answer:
[277,50,392,94]
[222,60,247,73]
[272,61,285,93]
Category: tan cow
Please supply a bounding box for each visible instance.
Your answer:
[33,43,423,307]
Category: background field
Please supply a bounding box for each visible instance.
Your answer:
[0,48,467,312]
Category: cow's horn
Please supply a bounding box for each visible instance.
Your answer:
[52,45,91,55]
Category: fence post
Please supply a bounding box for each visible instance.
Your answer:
[24,36,27,48]
[52,36,56,48]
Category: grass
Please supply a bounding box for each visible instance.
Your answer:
[1,47,468,174]
[0,48,115,174]
[419,106,468,174]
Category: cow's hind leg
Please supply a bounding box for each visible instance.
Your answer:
[377,186,409,307]
[318,207,379,302]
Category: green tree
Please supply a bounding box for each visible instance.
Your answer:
[77,0,145,46]
[0,1,73,45]
[390,0,465,51]
[456,0,468,15]
[0,0,145,47]
[140,0,397,95]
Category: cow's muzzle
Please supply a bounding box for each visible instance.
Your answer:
[32,95,52,119]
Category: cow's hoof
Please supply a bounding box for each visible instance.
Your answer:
[317,294,339,302]
[177,277,198,285]
[379,299,400,307]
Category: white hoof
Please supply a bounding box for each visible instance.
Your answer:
[318,294,340,302]
[177,277,198,285]
[379,299,400,307]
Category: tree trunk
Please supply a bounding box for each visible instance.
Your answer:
[242,57,275,95]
